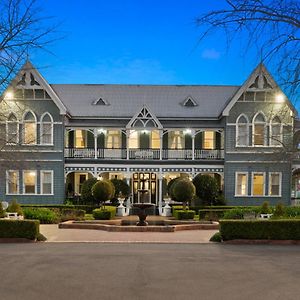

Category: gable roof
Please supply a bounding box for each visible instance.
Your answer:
[50,84,239,118]
[222,63,297,116]
[3,61,67,114]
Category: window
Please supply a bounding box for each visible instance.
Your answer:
[6,171,19,194]
[41,171,53,194]
[203,131,215,149]
[270,116,282,146]
[236,115,249,146]
[235,173,248,196]
[75,130,86,148]
[106,130,121,149]
[23,111,37,144]
[23,170,37,194]
[40,113,53,145]
[253,113,266,146]
[151,130,160,149]
[128,130,139,148]
[252,173,265,196]
[269,173,281,196]
[6,113,19,144]
[169,131,184,149]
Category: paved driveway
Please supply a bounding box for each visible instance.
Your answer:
[0,243,299,300]
[40,224,218,243]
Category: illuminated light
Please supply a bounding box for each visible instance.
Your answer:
[4,91,14,100]
[29,171,36,177]
[97,175,103,181]
[184,129,192,135]
[275,93,285,103]
[97,128,106,134]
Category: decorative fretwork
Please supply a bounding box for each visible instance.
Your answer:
[16,72,41,88]
[249,73,273,90]
[126,105,163,129]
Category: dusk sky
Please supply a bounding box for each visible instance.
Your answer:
[34,1,262,86]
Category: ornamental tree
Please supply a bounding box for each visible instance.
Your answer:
[81,178,98,205]
[172,179,196,209]
[92,180,115,209]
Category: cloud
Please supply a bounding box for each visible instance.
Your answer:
[201,48,221,60]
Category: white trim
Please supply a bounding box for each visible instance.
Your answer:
[236,114,249,147]
[23,170,37,195]
[6,170,19,195]
[251,172,266,196]
[235,172,248,196]
[40,112,54,145]
[268,172,282,196]
[22,110,37,145]
[40,170,54,195]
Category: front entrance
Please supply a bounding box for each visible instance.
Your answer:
[132,172,157,204]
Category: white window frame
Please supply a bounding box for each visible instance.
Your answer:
[270,117,283,147]
[268,172,282,196]
[22,110,37,145]
[23,170,37,194]
[40,112,54,145]
[235,172,248,196]
[6,113,19,145]
[251,172,266,196]
[236,114,249,147]
[40,170,54,195]
[252,112,267,147]
[6,170,19,195]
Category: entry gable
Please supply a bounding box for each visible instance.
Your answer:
[222,63,296,116]
[126,104,163,129]
[3,60,67,114]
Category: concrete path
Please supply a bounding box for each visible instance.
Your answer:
[40,224,218,243]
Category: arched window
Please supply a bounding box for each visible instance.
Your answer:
[236,114,249,146]
[23,111,37,144]
[40,113,53,145]
[6,113,19,144]
[253,113,266,146]
[270,116,282,146]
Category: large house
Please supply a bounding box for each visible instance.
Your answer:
[0,61,299,211]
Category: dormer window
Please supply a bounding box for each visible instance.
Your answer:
[92,98,109,105]
[182,97,198,107]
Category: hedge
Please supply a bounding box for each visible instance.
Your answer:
[173,210,195,220]
[61,209,85,221]
[0,219,40,240]
[23,208,59,224]
[220,220,300,240]
[199,209,227,220]
[21,204,98,214]
[93,206,116,220]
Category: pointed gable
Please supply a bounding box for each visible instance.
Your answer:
[126,104,163,129]
[222,63,296,116]
[3,61,67,114]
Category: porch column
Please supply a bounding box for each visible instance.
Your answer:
[159,130,163,160]
[93,129,97,159]
[192,130,195,160]
[126,130,129,160]
[158,173,163,215]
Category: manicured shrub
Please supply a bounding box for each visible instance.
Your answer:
[260,201,272,214]
[21,204,98,214]
[81,178,98,205]
[199,209,227,221]
[209,232,222,242]
[167,177,180,200]
[222,208,258,220]
[110,178,130,198]
[0,202,5,218]
[92,180,115,207]
[273,203,285,218]
[172,179,196,209]
[174,210,195,220]
[6,200,23,215]
[23,208,59,224]
[285,206,300,218]
[220,219,300,240]
[0,219,39,240]
[60,209,85,221]
[93,206,116,220]
[192,174,219,206]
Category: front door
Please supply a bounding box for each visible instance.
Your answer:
[132,172,157,204]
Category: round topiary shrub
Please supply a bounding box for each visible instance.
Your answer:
[92,180,115,207]
[172,179,196,209]
[6,200,23,216]
[110,178,130,199]
[81,178,98,205]
[273,202,285,217]
[192,174,219,206]
[167,177,180,200]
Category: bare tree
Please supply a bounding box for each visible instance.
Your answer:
[0,0,58,94]
[196,0,300,103]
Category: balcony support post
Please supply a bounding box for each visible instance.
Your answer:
[192,130,195,160]
[94,129,98,159]
[126,130,129,160]
[159,130,163,160]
